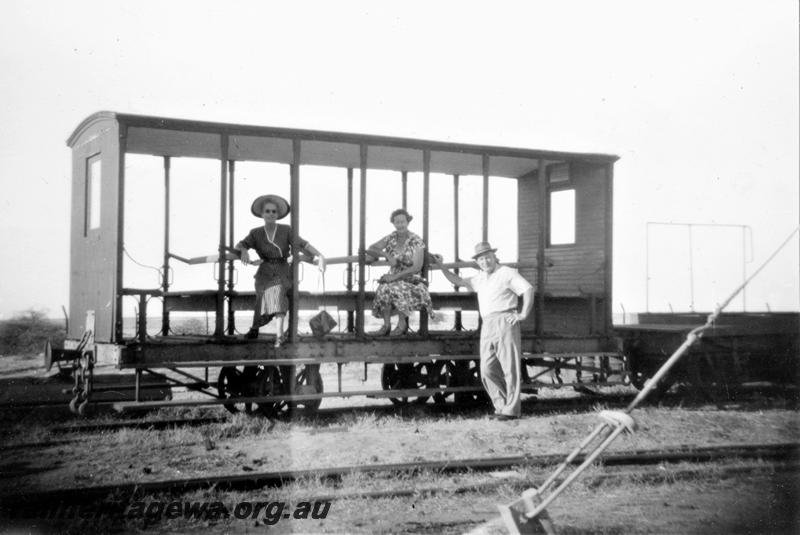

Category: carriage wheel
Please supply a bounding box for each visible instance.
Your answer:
[217,366,257,415]
[632,371,675,399]
[626,348,675,399]
[447,359,491,407]
[381,363,413,405]
[287,365,324,413]
[424,361,450,405]
[254,367,286,417]
[622,337,677,398]
[409,362,442,405]
[381,362,447,405]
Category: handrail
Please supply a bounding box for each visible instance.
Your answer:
[323,255,538,271]
[166,250,538,271]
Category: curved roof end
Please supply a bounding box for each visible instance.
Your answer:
[66,111,118,147]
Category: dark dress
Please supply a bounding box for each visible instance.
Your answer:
[237,224,308,326]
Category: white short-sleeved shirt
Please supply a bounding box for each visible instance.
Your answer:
[467,265,533,317]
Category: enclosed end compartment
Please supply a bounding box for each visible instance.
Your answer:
[518,161,614,339]
[67,112,124,343]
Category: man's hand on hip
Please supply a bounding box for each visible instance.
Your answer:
[506,313,526,325]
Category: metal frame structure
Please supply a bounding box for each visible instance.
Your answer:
[645,222,753,312]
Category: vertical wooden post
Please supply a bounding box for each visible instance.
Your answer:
[290,139,301,344]
[453,174,463,331]
[645,223,650,312]
[421,150,430,336]
[356,145,368,337]
[536,158,547,336]
[161,156,171,336]
[482,154,490,242]
[688,224,695,312]
[114,123,128,343]
[215,135,229,337]
[138,294,147,345]
[741,226,747,311]
[134,369,141,402]
[346,167,355,332]
[226,160,236,335]
[401,171,408,210]
[604,162,614,335]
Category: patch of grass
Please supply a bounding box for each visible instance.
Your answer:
[0,309,65,356]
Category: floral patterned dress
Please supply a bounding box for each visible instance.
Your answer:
[371,231,434,318]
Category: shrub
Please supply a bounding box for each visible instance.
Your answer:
[172,317,209,335]
[0,309,66,356]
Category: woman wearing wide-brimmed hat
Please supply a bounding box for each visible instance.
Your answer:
[235,194,326,346]
[367,208,434,336]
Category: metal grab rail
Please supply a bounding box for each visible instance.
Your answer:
[157,247,541,339]
[167,249,538,271]
[314,254,539,271]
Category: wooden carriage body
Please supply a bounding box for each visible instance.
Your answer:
[62,112,621,412]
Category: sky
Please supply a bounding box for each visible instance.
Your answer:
[0,0,798,320]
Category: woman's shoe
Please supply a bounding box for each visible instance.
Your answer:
[390,323,408,336]
[245,328,260,339]
[274,333,285,348]
[370,325,391,336]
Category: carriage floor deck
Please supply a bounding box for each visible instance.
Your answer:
[73,328,620,369]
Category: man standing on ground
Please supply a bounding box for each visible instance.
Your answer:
[435,242,534,420]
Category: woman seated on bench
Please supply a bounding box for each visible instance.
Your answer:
[236,194,326,346]
[367,208,434,336]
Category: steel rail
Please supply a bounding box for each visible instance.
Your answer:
[304,461,800,504]
[49,416,228,434]
[2,394,636,451]
[2,442,797,507]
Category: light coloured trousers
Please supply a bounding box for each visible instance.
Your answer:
[479,311,522,417]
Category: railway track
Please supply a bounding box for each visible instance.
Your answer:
[48,416,227,434]
[1,367,794,419]
[2,442,797,508]
[1,386,794,448]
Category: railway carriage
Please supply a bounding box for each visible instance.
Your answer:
[50,111,625,415]
[617,312,799,395]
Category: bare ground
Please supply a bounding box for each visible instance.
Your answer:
[1,354,799,534]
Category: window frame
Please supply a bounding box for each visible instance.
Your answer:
[85,153,102,235]
[546,163,576,248]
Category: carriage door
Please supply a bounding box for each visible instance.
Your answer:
[69,119,122,343]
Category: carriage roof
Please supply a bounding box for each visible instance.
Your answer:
[67,111,618,179]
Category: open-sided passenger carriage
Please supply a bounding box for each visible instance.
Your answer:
[51,112,624,415]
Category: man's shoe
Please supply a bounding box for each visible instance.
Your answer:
[495,414,518,421]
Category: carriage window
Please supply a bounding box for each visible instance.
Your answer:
[86,156,101,233]
[549,188,575,245]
